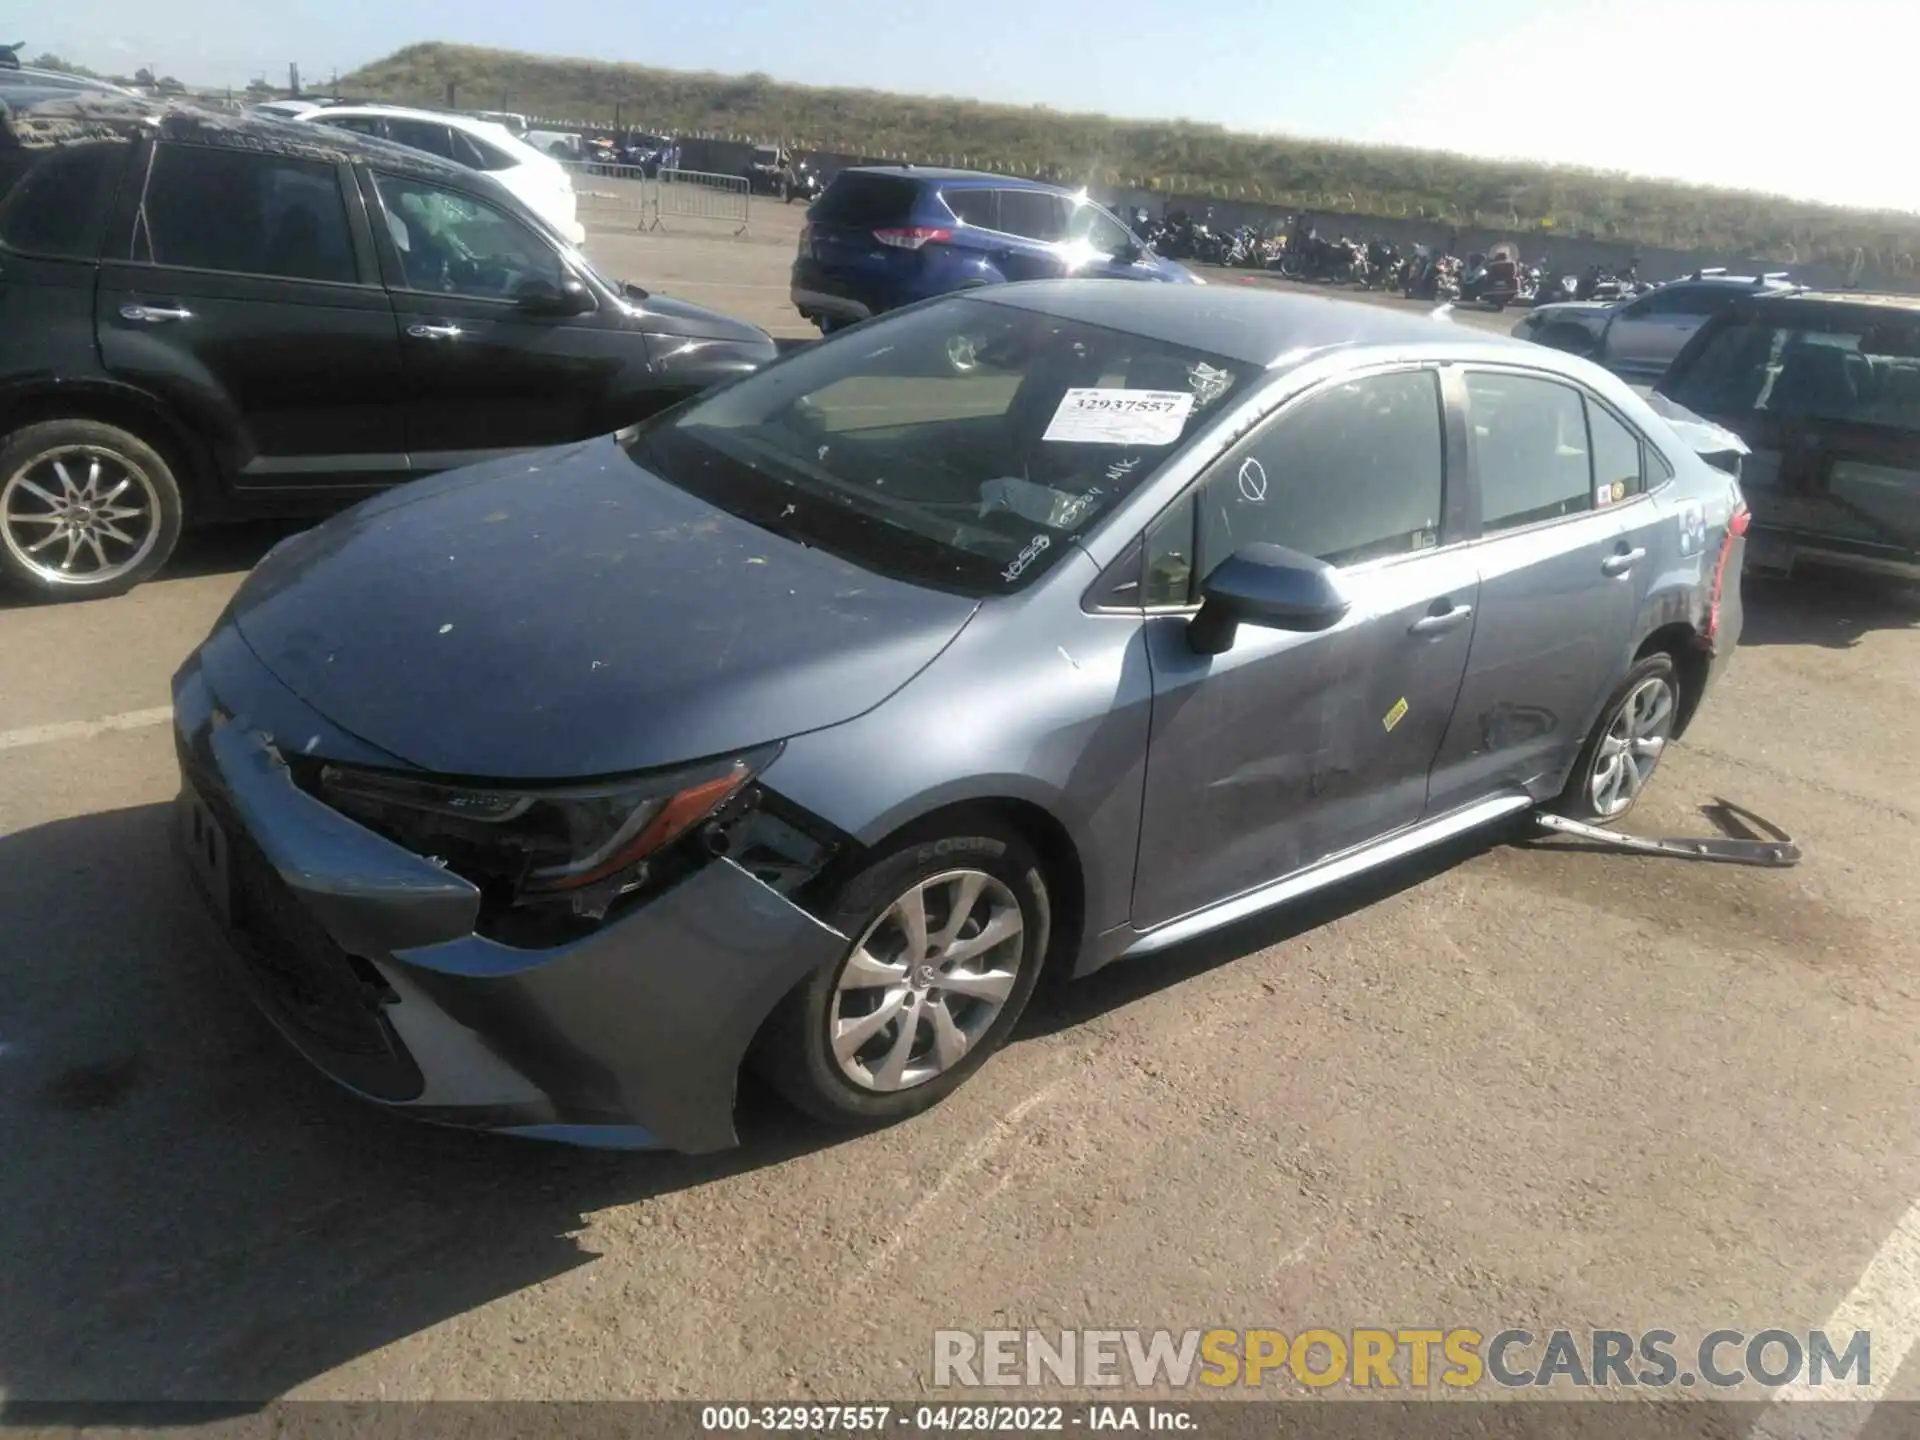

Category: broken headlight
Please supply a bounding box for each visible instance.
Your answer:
[313,745,778,920]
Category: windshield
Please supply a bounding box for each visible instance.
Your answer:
[625,295,1255,595]
[1665,311,1920,432]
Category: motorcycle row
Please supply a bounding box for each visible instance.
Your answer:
[1135,209,1651,312]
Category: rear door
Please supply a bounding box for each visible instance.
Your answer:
[988,189,1072,281]
[96,139,408,494]
[1427,368,1657,813]
[363,168,629,465]
[1132,366,1477,928]
[1604,284,1743,375]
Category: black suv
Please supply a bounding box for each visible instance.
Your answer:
[1657,290,1920,580]
[0,91,778,598]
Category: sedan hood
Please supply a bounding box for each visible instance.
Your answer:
[228,439,979,779]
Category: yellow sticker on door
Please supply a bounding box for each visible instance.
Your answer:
[1382,697,1410,732]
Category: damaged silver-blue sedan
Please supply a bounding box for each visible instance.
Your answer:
[173,282,1750,1150]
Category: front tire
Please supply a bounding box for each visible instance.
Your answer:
[1554,653,1680,823]
[0,419,185,600]
[754,825,1051,1127]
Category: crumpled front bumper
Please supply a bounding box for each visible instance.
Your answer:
[171,627,847,1152]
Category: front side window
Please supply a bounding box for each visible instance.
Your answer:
[1663,313,1920,433]
[629,295,1255,595]
[1194,369,1446,579]
[1465,372,1594,531]
[1063,201,1132,256]
[372,173,563,299]
[141,144,356,283]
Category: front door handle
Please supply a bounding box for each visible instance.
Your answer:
[407,322,465,341]
[1409,603,1474,636]
[120,303,193,324]
[1602,546,1647,577]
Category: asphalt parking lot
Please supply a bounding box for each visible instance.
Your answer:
[2,206,1918,1415]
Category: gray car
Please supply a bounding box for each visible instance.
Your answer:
[171,282,1750,1151]
[1515,271,1797,380]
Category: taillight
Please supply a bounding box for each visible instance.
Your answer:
[1705,502,1749,643]
[874,227,953,250]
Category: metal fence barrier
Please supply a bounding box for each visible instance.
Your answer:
[560,164,752,235]
[650,168,750,235]
[563,162,653,225]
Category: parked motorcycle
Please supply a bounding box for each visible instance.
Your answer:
[785,160,824,205]
[1458,252,1522,309]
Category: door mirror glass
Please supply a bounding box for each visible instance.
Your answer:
[516,275,594,315]
[1188,543,1349,654]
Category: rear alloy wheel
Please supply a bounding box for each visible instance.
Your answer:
[1556,653,1680,823]
[754,827,1050,1126]
[0,420,184,599]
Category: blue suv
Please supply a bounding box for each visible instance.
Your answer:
[791,167,1199,332]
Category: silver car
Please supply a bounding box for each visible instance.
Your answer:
[1515,271,1796,380]
[172,283,1750,1151]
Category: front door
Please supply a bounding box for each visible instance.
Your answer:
[1428,369,1660,812]
[987,189,1071,283]
[1132,366,1477,930]
[97,140,407,494]
[362,169,627,468]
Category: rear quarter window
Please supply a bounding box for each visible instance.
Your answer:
[811,173,920,229]
[0,140,131,258]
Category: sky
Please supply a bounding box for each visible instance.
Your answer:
[19,0,1920,214]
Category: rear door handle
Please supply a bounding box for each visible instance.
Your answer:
[120,303,192,324]
[1602,546,1647,577]
[1409,603,1474,636]
[407,322,464,340]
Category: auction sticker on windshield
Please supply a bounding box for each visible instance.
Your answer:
[1044,389,1195,446]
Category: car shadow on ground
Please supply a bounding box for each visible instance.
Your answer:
[1738,566,1920,649]
[0,797,1495,1409]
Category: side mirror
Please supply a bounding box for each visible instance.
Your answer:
[516,276,594,316]
[1187,543,1349,655]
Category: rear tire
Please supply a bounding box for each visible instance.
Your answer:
[1553,653,1681,823]
[753,824,1051,1128]
[0,419,185,600]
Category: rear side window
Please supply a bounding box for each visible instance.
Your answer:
[996,188,1067,242]
[1466,372,1593,530]
[942,187,995,228]
[0,140,130,258]
[139,144,358,284]
[452,130,518,172]
[1587,403,1647,502]
[320,116,385,139]
[811,173,919,228]
[1665,313,1920,433]
[384,119,458,161]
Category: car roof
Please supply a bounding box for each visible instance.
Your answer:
[969,280,1542,367]
[0,90,491,191]
[308,103,524,143]
[1753,288,1920,313]
[844,164,1082,194]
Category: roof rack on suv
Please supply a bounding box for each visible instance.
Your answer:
[1758,271,1791,283]
[1689,267,1729,280]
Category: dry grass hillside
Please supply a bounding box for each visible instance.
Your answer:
[341,42,1918,265]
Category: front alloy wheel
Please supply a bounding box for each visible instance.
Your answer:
[830,870,1024,1092]
[754,826,1050,1127]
